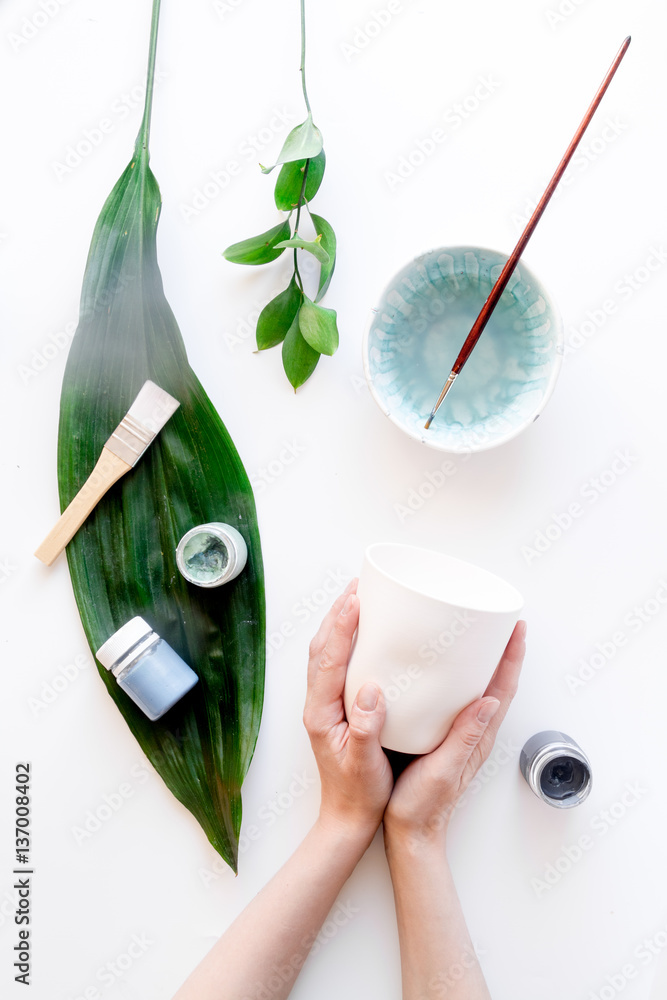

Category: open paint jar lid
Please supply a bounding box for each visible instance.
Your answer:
[176,522,247,588]
[520,730,592,808]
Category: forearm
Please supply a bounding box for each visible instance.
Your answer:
[384,829,491,1000]
[172,818,374,1000]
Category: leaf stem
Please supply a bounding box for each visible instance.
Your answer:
[137,0,162,155]
[299,0,312,117]
[293,160,310,237]
[292,157,311,293]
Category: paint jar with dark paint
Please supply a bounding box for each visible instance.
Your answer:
[520,731,592,808]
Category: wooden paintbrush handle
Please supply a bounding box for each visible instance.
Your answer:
[34,447,132,566]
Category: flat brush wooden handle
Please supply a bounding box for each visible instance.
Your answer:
[34,447,132,566]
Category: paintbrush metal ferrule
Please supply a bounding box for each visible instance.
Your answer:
[106,380,180,465]
[425,371,458,429]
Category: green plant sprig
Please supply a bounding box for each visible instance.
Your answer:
[222,0,338,390]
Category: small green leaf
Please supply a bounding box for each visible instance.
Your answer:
[309,213,337,302]
[282,309,320,389]
[274,150,326,211]
[261,116,323,174]
[274,235,329,265]
[299,297,339,356]
[223,220,291,265]
[256,278,303,351]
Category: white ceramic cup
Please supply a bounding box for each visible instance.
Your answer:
[343,543,524,755]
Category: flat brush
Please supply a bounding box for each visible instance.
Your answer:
[35,380,180,566]
[425,35,631,430]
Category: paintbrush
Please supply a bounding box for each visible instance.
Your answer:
[35,380,180,566]
[425,36,631,430]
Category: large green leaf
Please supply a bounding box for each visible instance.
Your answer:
[256,277,302,351]
[56,1,265,874]
[274,150,326,211]
[299,297,339,356]
[223,220,291,265]
[282,309,320,389]
[260,115,323,174]
[274,234,329,265]
[309,212,337,302]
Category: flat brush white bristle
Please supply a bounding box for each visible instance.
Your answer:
[127,379,180,433]
[105,380,180,466]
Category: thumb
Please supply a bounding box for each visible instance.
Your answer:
[346,683,386,766]
[442,696,500,772]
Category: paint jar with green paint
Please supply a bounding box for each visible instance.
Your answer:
[176,522,248,588]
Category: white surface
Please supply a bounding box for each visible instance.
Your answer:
[1,0,666,997]
[343,544,523,754]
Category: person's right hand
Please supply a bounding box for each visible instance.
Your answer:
[383,621,526,851]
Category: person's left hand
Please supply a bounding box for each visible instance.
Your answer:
[303,579,394,842]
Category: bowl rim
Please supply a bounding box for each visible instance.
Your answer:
[362,244,565,454]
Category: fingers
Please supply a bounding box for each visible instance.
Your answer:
[457,620,527,785]
[418,621,527,794]
[480,619,526,737]
[307,579,358,685]
[345,683,387,770]
[304,593,360,733]
[437,696,501,775]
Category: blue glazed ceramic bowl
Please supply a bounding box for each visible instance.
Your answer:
[363,246,564,453]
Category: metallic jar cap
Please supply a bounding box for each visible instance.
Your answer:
[520,730,592,809]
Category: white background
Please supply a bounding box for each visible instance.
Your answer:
[1,0,667,997]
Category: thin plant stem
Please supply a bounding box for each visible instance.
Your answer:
[292,158,311,292]
[137,0,162,154]
[299,0,312,117]
[293,160,310,236]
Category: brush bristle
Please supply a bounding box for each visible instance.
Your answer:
[127,380,180,433]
